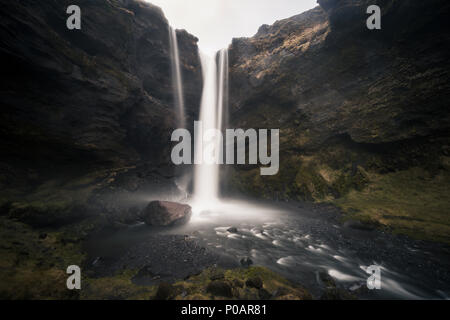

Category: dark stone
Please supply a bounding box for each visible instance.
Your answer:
[134,265,155,279]
[320,288,356,300]
[227,227,238,233]
[154,282,174,300]
[206,281,233,298]
[258,288,272,300]
[246,276,263,289]
[92,257,102,266]
[142,201,192,226]
[232,279,244,288]
[348,282,370,296]
[318,271,336,288]
[343,220,375,231]
[240,257,253,267]
[271,287,291,298]
[38,233,47,240]
[210,271,225,281]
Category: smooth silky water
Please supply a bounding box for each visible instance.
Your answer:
[169,26,185,128]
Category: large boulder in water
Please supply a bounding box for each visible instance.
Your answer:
[142,201,192,226]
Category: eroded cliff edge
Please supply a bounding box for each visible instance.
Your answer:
[227,0,450,242]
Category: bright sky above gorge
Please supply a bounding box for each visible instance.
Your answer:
[147,0,318,54]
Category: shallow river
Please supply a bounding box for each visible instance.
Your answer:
[86,199,450,299]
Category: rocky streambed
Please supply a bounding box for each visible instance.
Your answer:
[84,199,450,300]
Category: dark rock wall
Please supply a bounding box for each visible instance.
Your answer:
[227,0,450,200]
[0,0,202,181]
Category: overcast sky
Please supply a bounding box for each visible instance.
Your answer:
[147,0,318,54]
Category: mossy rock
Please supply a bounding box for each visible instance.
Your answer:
[294,164,330,201]
[174,266,312,300]
[206,281,233,298]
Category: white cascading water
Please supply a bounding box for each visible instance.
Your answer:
[216,49,228,133]
[169,26,185,127]
[193,49,228,212]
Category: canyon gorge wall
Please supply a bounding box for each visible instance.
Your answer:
[227,0,450,202]
[0,0,201,177]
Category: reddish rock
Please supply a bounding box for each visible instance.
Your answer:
[142,201,192,226]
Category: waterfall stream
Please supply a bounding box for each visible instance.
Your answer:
[216,49,229,132]
[193,49,229,211]
[169,26,185,128]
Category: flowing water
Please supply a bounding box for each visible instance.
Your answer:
[192,50,229,211]
[216,49,228,133]
[86,198,450,299]
[176,199,450,299]
[169,26,185,128]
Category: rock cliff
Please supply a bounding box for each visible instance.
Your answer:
[0,0,201,173]
[228,0,450,199]
[226,0,450,241]
[0,0,202,225]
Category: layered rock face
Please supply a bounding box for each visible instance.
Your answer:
[0,0,202,225]
[227,0,450,201]
[0,0,201,178]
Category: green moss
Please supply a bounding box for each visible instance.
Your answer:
[0,217,85,299]
[5,167,131,227]
[0,213,152,300]
[229,143,449,244]
[335,168,450,243]
[229,152,369,202]
[331,167,369,197]
[81,270,156,300]
[171,266,311,300]
[294,163,329,201]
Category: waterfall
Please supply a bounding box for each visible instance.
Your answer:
[216,49,229,132]
[193,49,229,210]
[169,26,185,127]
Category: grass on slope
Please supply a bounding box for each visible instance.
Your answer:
[335,168,450,244]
